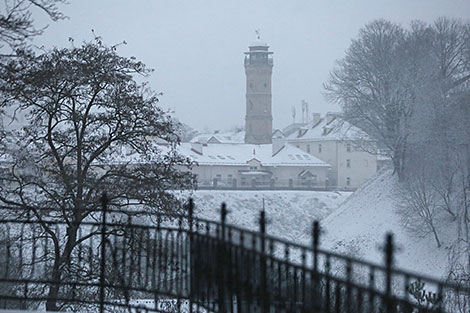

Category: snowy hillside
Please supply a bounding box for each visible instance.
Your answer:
[183,190,351,244]
[321,170,450,278]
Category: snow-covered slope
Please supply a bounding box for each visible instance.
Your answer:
[321,170,449,278]
[186,190,351,244]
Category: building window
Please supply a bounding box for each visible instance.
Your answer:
[346,177,351,186]
[228,174,233,184]
[307,145,311,153]
[318,144,322,153]
[216,174,222,180]
[346,159,351,168]
[347,143,351,152]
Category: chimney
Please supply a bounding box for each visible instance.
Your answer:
[191,142,203,155]
[326,112,336,124]
[311,113,321,125]
[272,136,286,155]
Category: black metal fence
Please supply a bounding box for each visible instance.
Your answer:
[0,197,469,313]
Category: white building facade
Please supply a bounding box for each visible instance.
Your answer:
[178,142,331,189]
[285,113,377,189]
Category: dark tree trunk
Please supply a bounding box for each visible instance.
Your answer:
[45,258,62,311]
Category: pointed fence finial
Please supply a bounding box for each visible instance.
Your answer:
[220,202,228,225]
[259,209,266,234]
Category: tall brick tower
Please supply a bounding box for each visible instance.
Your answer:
[244,37,273,144]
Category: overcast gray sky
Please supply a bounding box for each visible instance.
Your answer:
[33,0,470,132]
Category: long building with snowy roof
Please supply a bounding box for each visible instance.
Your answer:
[178,142,331,189]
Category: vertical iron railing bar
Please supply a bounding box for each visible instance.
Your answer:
[152,227,158,290]
[99,193,108,313]
[164,230,174,293]
[188,198,194,313]
[128,215,135,291]
[205,221,212,312]
[31,221,37,278]
[301,247,307,312]
[238,228,245,313]
[325,254,331,313]
[227,225,235,313]
[259,209,268,313]
[368,265,376,313]
[384,233,394,313]
[218,203,227,313]
[335,282,341,313]
[137,227,143,287]
[284,243,290,311]
[345,258,353,313]
[357,287,363,313]
[178,231,185,297]
[145,228,151,288]
[312,220,320,312]
[121,217,129,292]
[292,263,297,313]
[19,220,25,280]
[157,217,164,292]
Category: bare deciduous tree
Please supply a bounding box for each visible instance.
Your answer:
[0,0,66,54]
[400,171,442,248]
[0,40,195,310]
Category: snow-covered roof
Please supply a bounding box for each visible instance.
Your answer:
[190,131,245,144]
[179,143,330,167]
[286,114,370,142]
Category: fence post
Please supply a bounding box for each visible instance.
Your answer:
[312,220,320,311]
[384,233,394,313]
[99,193,108,313]
[218,203,228,313]
[188,198,194,313]
[259,210,268,313]
[312,221,320,272]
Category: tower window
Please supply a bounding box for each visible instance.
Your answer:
[264,83,267,88]
[249,83,253,90]
[318,144,322,153]
[307,145,311,153]
[346,159,351,168]
[347,143,351,152]
[346,177,351,186]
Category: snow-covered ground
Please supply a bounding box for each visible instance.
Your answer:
[321,170,450,278]
[183,190,351,244]
[180,172,451,279]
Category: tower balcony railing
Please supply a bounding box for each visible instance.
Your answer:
[244,57,273,66]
